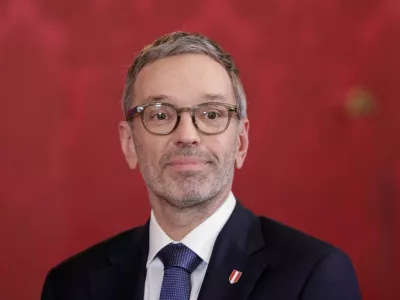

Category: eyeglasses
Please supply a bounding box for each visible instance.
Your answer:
[126,102,241,135]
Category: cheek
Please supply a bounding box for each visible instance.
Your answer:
[206,135,237,159]
[136,134,167,165]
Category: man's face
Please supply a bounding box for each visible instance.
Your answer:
[120,54,249,209]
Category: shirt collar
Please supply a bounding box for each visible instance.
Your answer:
[146,191,236,267]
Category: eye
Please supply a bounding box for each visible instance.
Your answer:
[205,111,219,119]
[152,112,168,120]
[145,105,176,122]
[200,107,226,121]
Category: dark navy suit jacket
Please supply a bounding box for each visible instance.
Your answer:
[41,202,361,299]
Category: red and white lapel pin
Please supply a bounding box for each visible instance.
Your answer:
[229,269,242,284]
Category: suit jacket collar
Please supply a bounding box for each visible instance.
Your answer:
[90,201,268,300]
[90,222,149,300]
[197,201,269,300]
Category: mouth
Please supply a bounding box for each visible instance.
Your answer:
[165,158,210,171]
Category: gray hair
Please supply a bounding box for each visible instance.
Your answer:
[122,31,247,119]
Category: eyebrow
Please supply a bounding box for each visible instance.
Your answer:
[140,94,171,104]
[200,93,229,102]
[139,93,229,105]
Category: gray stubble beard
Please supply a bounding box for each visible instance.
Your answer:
[136,147,236,211]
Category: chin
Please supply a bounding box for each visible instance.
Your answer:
[162,186,215,209]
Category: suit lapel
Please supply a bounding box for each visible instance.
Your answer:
[89,202,268,300]
[90,223,149,300]
[198,202,269,300]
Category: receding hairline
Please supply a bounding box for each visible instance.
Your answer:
[132,92,232,107]
[130,53,237,106]
[121,31,247,119]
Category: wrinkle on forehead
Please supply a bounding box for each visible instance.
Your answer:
[132,54,235,107]
[137,93,231,106]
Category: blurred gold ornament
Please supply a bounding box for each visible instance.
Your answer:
[345,86,377,117]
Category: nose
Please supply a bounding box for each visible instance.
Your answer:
[171,112,201,147]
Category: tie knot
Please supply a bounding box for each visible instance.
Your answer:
[158,243,202,274]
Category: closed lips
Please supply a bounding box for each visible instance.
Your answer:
[167,158,209,166]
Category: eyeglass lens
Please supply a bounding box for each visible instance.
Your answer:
[142,103,231,134]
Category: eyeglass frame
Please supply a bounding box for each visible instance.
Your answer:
[125,102,241,136]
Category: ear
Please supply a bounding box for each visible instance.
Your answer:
[235,118,249,169]
[119,121,138,170]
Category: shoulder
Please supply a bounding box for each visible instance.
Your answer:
[256,215,356,278]
[256,217,361,298]
[255,215,354,276]
[48,224,146,278]
[258,216,336,257]
[232,201,340,261]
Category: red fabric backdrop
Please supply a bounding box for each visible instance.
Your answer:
[1,0,399,299]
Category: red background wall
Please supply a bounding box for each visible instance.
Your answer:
[1,0,399,299]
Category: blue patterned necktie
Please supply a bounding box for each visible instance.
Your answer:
[158,243,203,300]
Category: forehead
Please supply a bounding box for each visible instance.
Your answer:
[132,54,235,106]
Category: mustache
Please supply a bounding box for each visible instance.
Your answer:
[159,148,216,167]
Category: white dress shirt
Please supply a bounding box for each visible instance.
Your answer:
[143,192,236,300]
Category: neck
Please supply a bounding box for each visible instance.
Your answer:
[149,188,231,241]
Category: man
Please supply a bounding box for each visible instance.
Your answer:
[41,32,361,300]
